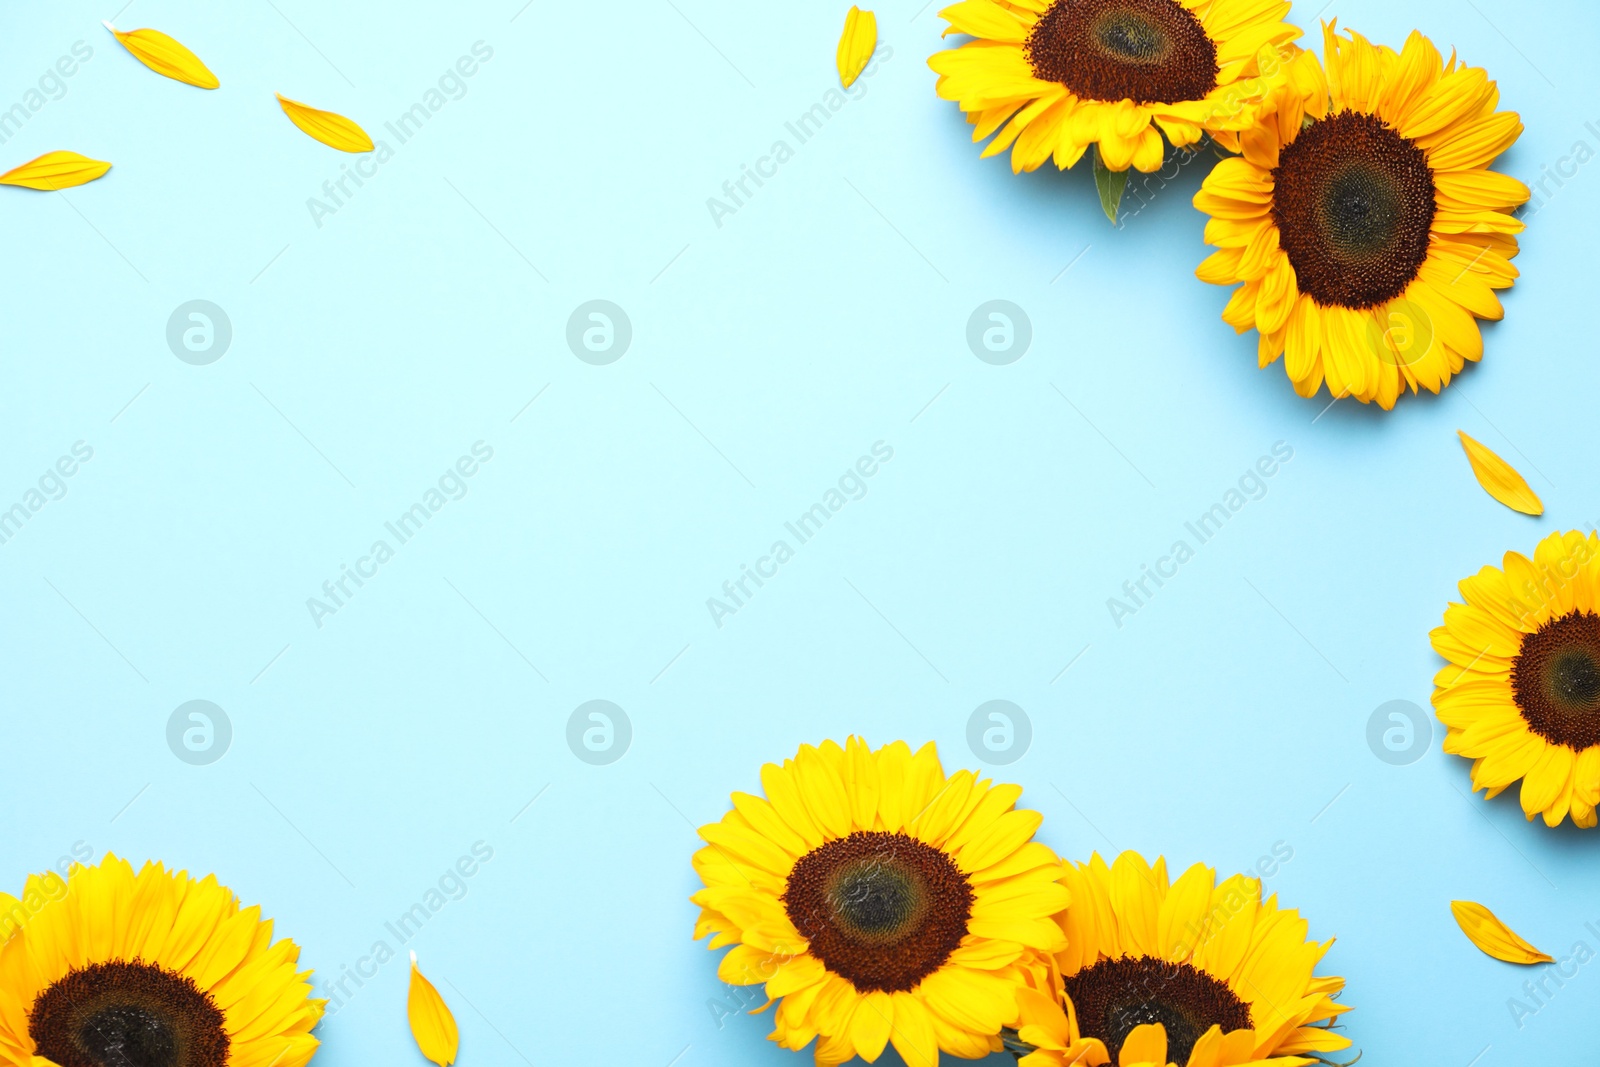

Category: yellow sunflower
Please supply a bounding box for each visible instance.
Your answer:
[1194,23,1527,408]
[1432,530,1600,828]
[691,737,1069,1066]
[929,0,1301,173]
[0,855,324,1067]
[1014,852,1349,1067]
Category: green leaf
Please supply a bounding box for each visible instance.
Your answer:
[1092,145,1128,224]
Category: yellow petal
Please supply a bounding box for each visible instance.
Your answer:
[836,7,878,89]
[1458,431,1543,516]
[1450,900,1553,964]
[937,0,1029,43]
[277,94,375,153]
[850,989,894,1060]
[407,952,460,1066]
[0,151,111,190]
[104,22,219,88]
[1119,1022,1168,1065]
[0,891,21,941]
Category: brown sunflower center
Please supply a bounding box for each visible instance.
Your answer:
[28,960,230,1067]
[1025,0,1218,104]
[1511,610,1600,748]
[782,831,973,993]
[1271,110,1437,309]
[1064,957,1252,1064]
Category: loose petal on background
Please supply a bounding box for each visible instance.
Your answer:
[277,94,375,153]
[104,22,219,88]
[407,952,460,1066]
[836,7,877,88]
[0,151,111,190]
[1458,431,1542,516]
[1451,900,1553,964]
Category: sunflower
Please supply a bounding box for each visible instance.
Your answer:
[691,738,1069,1066]
[1014,852,1349,1067]
[1431,530,1600,829]
[928,0,1301,174]
[1193,23,1527,408]
[0,855,324,1067]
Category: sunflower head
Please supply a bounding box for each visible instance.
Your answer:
[1014,852,1349,1067]
[1194,22,1528,408]
[930,0,1301,173]
[691,737,1069,1066]
[1432,530,1600,828]
[0,855,324,1067]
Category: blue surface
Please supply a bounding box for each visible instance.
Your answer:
[1,1,1596,1064]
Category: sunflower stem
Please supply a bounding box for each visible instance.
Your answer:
[1000,1027,1036,1056]
[1308,1052,1362,1067]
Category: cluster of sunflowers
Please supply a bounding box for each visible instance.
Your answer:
[926,0,1600,845]
[0,8,1563,1067]
[693,738,1350,1067]
[930,1,1525,411]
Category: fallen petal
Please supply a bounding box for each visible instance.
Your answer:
[407,952,460,1066]
[105,22,219,88]
[836,7,878,89]
[0,151,112,190]
[1458,430,1542,516]
[1451,900,1553,965]
[277,94,375,153]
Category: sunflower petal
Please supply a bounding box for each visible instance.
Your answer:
[1119,1022,1168,1065]
[1458,431,1542,516]
[937,0,1031,42]
[1450,900,1553,964]
[276,95,374,153]
[836,7,878,88]
[0,151,111,190]
[104,22,219,88]
[407,953,460,1066]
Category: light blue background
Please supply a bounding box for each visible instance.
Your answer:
[1,0,1596,1064]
